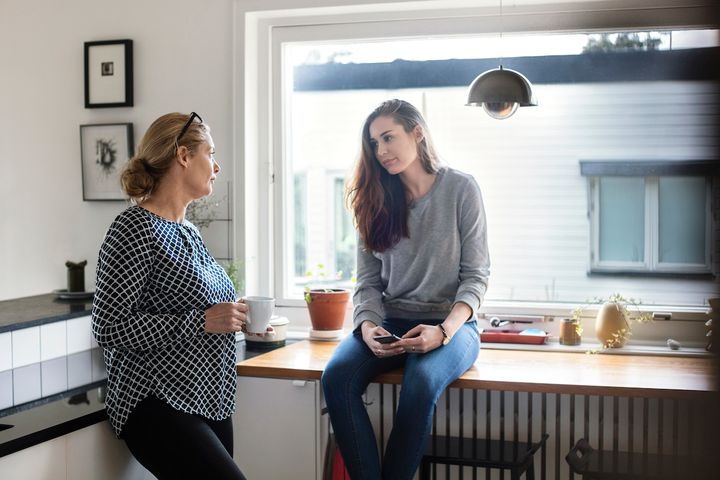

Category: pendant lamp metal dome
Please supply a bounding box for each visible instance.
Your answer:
[465,0,537,119]
[466,66,537,120]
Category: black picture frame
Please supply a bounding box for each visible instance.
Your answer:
[80,123,134,201]
[84,39,133,108]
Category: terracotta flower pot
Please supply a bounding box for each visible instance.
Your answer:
[306,289,350,331]
[595,302,630,348]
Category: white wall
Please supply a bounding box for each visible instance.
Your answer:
[0,0,233,300]
[0,0,716,301]
[0,0,435,301]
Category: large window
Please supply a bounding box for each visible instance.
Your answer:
[240,2,719,314]
[280,33,718,307]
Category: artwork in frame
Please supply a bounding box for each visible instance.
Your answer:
[84,39,133,108]
[80,123,134,201]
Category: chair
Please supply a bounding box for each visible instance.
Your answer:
[565,438,709,480]
[419,433,548,480]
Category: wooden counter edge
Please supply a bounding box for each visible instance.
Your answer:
[236,340,718,400]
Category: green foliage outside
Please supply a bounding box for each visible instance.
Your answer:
[583,33,662,53]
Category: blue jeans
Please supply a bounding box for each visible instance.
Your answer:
[321,318,480,480]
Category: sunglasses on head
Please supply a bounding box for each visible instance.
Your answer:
[176,112,203,145]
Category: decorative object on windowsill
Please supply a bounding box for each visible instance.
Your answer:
[304,263,352,340]
[559,318,582,346]
[305,288,350,340]
[706,297,719,353]
[571,293,652,351]
[465,0,537,119]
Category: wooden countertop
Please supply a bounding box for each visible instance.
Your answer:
[236,340,718,399]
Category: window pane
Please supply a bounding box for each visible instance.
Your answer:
[294,174,307,277]
[599,177,645,262]
[334,178,356,281]
[658,176,706,264]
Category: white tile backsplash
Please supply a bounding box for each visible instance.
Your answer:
[67,316,93,354]
[41,321,67,361]
[67,351,92,389]
[0,332,11,372]
[1,316,100,409]
[12,327,40,368]
[13,363,41,405]
[0,370,12,409]
[41,357,68,397]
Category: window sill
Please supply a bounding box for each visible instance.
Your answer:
[276,329,711,359]
[479,339,711,358]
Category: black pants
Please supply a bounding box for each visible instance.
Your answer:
[121,395,247,480]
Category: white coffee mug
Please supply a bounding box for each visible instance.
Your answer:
[244,296,275,334]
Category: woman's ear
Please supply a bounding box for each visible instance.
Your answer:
[176,145,190,168]
[414,125,425,144]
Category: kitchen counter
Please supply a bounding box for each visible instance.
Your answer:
[237,340,718,399]
[0,294,93,333]
[0,339,286,458]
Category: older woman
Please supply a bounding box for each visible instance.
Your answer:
[92,112,251,479]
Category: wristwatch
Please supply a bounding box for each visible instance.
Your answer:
[438,323,451,346]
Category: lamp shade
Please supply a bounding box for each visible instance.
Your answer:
[466,66,537,119]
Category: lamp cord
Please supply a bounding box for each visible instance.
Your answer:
[499,0,504,67]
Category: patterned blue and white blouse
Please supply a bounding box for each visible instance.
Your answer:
[92,205,237,436]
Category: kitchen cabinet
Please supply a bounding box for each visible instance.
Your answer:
[233,376,327,480]
[0,422,152,480]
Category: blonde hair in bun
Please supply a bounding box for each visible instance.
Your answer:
[121,112,210,202]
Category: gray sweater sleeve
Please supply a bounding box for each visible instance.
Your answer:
[454,175,490,315]
[352,242,385,329]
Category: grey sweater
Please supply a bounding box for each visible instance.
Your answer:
[353,167,490,330]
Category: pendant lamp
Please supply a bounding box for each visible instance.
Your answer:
[466,66,537,119]
[466,0,537,119]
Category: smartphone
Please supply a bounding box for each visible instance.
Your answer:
[374,334,402,344]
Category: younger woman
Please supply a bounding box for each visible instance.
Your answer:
[322,99,491,479]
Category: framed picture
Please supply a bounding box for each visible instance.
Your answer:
[84,39,133,108]
[80,123,134,201]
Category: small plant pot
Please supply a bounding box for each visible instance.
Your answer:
[595,302,630,348]
[306,289,350,331]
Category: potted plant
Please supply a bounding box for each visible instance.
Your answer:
[571,293,652,350]
[303,264,352,335]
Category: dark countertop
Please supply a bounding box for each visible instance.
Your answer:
[0,294,94,333]
[0,384,108,457]
[0,338,296,458]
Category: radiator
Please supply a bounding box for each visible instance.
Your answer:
[364,384,713,480]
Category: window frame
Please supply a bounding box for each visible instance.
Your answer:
[235,0,719,323]
[589,175,712,274]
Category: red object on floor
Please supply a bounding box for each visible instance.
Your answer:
[332,449,350,480]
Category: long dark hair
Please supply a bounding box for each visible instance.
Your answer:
[346,99,441,252]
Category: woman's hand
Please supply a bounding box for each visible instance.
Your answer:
[401,324,445,354]
[235,298,276,338]
[361,321,405,358]
[204,302,247,334]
